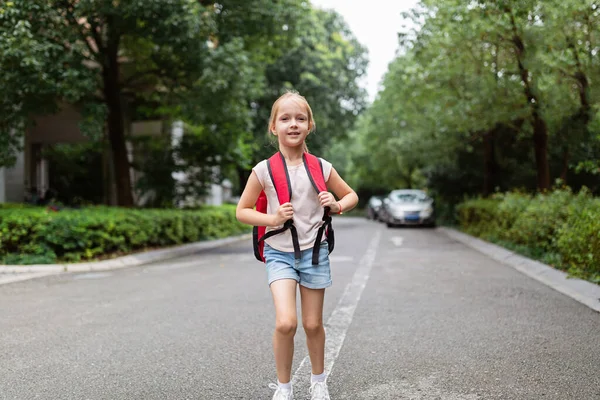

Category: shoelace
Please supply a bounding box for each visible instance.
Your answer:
[310,381,329,399]
[268,383,292,400]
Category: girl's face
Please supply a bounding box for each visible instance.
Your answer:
[271,98,311,149]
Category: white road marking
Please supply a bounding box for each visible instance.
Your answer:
[390,236,404,247]
[292,230,382,385]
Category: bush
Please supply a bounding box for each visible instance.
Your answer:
[0,205,250,265]
[455,198,500,237]
[507,188,575,252]
[456,188,599,283]
[490,192,531,240]
[554,197,600,282]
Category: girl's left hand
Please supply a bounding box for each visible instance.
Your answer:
[318,191,341,213]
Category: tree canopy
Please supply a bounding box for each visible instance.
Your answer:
[344,0,600,205]
[0,0,368,206]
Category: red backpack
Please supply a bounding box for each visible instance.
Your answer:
[253,152,335,265]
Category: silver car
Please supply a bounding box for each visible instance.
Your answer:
[381,189,435,227]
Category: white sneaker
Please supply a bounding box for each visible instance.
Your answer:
[268,383,294,400]
[310,381,330,400]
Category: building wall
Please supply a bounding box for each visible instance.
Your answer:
[28,104,89,144]
[3,149,26,202]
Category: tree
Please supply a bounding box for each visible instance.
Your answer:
[1,0,309,206]
[540,0,600,181]
[174,0,310,197]
[344,0,600,206]
[0,1,96,167]
[250,7,369,163]
[1,0,214,206]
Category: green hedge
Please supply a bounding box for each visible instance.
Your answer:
[0,205,250,265]
[456,188,600,283]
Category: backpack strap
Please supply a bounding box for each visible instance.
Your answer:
[303,153,335,265]
[257,152,301,259]
[268,152,292,204]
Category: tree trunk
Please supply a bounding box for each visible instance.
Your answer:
[102,29,134,207]
[575,72,591,123]
[508,10,550,191]
[569,36,592,124]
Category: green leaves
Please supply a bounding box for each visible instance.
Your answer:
[251,7,368,161]
[345,0,600,202]
[1,0,369,204]
[0,1,99,166]
[0,205,250,264]
[457,188,600,282]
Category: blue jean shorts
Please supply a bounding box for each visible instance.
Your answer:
[264,241,332,289]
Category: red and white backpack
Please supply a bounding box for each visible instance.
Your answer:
[253,152,335,265]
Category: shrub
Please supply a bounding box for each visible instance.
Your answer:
[555,197,600,281]
[0,205,249,265]
[455,198,500,237]
[507,188,575,252]
[456,188,599,283]
[490,192,531,240]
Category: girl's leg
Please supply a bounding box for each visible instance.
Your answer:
[270,279,299,384]
[299,286,326,374]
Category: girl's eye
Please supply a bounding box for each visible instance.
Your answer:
[281,117,289,121]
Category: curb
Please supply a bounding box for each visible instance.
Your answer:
[438,227,600,313]
[0,233,252,275]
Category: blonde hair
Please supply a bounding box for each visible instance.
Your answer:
[268,91,315,153]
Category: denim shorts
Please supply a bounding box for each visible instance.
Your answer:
[264,241,332,289]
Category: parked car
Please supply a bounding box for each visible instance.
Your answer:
[366,195,384,220]
[381,189,435,227]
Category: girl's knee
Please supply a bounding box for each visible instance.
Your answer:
[302,320,323,336]
[275,318,297,336]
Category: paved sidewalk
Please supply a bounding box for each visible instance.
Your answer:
[439,227,600,313]
[0,233,251,285]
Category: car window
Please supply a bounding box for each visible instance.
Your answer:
[389,192,429,203]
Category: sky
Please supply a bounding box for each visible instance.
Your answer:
[310,0,419,102]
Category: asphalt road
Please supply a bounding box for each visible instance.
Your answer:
[1,218,599,400]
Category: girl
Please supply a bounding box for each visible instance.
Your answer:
[236,91,358,400]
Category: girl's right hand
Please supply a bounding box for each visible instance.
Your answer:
[272,202,293,226]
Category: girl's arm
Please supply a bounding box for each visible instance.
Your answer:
[236,171,293,227]
[319,167,358,214]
